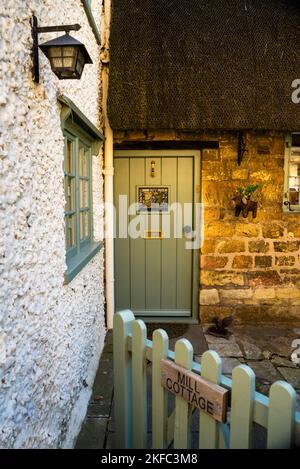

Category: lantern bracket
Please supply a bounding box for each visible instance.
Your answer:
[31,15,82,83]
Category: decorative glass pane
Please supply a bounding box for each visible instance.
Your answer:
[138,187,169,212]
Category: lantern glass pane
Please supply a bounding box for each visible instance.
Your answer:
[75,50,85,76]
[63,58,74,68]
[52,57,64,68]
[63,47,76,57]
[48,47,63,58]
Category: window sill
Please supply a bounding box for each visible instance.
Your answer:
[64,241,103,284]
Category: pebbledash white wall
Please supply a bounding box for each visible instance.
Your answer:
[0,1,106,448]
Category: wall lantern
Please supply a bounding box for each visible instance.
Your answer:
[31,15,93,83]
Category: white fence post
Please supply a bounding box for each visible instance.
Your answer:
[132,320,148,448]
[199,350,222,449]
[152,329,169,449]
[230,365,255,448]
[174,339,193,449]
[113,310,135,449]
[267,381,296,449]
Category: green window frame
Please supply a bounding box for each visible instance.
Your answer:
[59,95,103,283]
[284,133,300,212]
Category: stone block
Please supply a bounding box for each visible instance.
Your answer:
[253,288,276,300]
[249,240,270,253]
[235,224,260,238]
[201,271,245,287]
[220,289,253,301]
[201,256,228,269]
[232,169,249,180]
[205,222,235,238]
[202,149,220,161]
[199,289,220,305]
[217,240,245,254]
[247,271,281,287]
[232,256,253,269]
[204,209,223,221]
[276,288,300,299]
[287,222,300,238]
[201,239,216,254]
[274,241,300,252]
[255,256,273,268]
[275,256,296,267]
[262,223,284,239]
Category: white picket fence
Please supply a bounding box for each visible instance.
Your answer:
[113,310,300,449]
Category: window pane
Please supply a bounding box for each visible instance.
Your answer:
[65,139,73,173]
[84,211,89,238]
[66,215,75,249]
[79,145,84,176]
[83,149,89,177]
[80,211,84,240]
[288,155,300,205]
[84,180,89,208]
[65,176,74,211]
[292,134,300,147]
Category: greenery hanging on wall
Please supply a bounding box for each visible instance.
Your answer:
[232,184,260,219]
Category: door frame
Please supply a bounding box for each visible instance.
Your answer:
[114,149,201,324]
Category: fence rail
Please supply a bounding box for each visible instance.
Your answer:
[113,310,300,449]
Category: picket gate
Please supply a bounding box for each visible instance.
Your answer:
[113,310,300,449]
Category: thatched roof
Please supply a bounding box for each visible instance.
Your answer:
[108,0,300,131]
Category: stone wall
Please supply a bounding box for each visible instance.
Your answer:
[114,129,300,324]
[0,1,105,448]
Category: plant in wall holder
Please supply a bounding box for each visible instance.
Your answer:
[232,184,260,219]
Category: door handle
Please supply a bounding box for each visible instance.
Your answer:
[183,225,192,234]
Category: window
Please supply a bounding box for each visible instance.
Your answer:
[59,95,103,283]
[284,134,300,212]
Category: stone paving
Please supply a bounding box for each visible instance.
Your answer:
[75,323,300,448]
[201,324,300,409]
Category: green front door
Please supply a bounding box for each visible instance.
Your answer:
[114,150,200,319]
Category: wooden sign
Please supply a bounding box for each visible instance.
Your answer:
[161,359,228,423]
